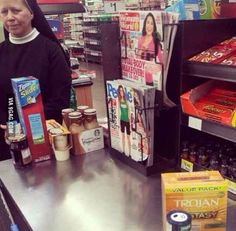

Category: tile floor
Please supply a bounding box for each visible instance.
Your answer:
[80,61,107,119]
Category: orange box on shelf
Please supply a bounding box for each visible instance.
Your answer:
[209,85,236,98]
[180,80,236,127]
[202,93,236,110]
[162,171,228,231]
[194,100,236,127]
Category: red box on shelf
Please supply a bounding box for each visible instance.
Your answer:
[180,80,236,127]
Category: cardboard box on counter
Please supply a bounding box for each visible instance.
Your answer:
[11,77,51,162]
[162,171,228,231]
[71,127,104,155]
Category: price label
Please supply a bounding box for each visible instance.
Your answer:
[188,116,202,131]
[104,0,125,13]
[181,159,193,172]
[226,179,236,194]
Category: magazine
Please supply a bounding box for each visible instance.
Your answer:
[119,10,179,107]
[106,79,155,166]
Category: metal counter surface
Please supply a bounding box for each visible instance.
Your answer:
[0,149,236,231]
[0,149,162,231]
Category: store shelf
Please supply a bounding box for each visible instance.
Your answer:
[182,114,236,143]
[85,43,101,51]
[184,61,236,82]
[86,54,102,63]
[84,32,101,39]
[180,158,236,200]
[39,3,86,15]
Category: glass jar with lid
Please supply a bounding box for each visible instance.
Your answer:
[61,108,74,129]
[84,108,99,130]
[68,111,85,155]
[9,134,32,168]
[77,105,89,115]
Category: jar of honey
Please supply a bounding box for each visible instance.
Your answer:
[83,108,99,130]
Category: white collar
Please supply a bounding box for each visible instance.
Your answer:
[9,28,39,44]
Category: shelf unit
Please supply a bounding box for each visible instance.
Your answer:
[83,14,119,64]
[39,2,86,15]
[177,18,236,200]
[39,2,86,62]
[63,13,85,61]
[100,22,180,176]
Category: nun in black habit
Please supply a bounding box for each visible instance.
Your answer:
[0,0,71,160]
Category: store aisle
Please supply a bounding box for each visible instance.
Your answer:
[80,61,107,119]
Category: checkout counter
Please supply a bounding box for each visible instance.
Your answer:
[1,149,236,231]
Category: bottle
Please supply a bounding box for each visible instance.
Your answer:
[189,145,197,163]
[180,141,189,160]
[68,111,85,155]
[209,153,220,170]
[77,105,89,115]
[61,108,74,129]
[69,87,77,111]
[219,158,228,177]
[83,108,99,130]
[197,147,208,167]
[9,134,32,169]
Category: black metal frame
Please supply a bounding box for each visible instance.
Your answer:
[100,22,180,176]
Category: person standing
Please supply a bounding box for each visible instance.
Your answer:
[0,0,71,160]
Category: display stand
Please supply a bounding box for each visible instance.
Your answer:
[100,22,180,176]
[176,18,236,200]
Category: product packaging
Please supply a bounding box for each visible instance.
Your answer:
[71,127,104,155]
[199,0,212,19]
[180,80,236,127]
[11,77,51,162]
[46,119,71,161]
[162,171,228,231]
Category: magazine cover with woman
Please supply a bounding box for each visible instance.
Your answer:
[106,79,155,166]
[120,11,179,107]
[120,11,164,90]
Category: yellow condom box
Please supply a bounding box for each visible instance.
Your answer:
[162,171,228,231]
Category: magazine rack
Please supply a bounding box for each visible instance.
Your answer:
[100,22,180,176]
[176,18,236,200]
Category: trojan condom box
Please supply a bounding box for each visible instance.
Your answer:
[11,77,51,162]
[162,171,228,231]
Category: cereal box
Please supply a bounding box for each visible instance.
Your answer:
[11,77,51,162]
[162,171,228,231]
